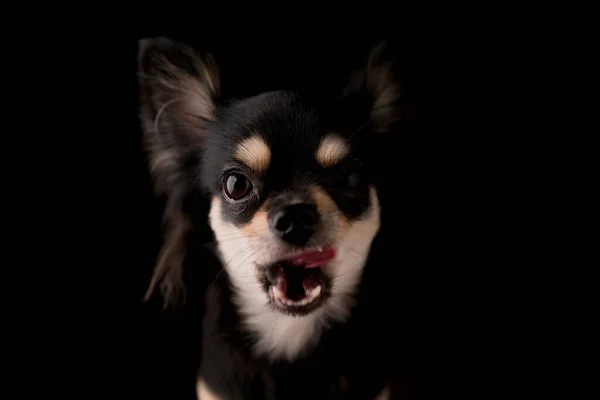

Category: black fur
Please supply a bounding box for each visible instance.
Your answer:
[138,37,407,399]
[201,91,373,226]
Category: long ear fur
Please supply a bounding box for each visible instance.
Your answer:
[138,37,219,308]
[344,41,406,133]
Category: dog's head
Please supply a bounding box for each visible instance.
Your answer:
[138,37,406,358]
[202,92,383,319]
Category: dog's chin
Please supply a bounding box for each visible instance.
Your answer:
[262,248,335,317]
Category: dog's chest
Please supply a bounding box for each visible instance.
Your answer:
[199,270,387,399]
[200,325,383,400]
[199,359,377,400]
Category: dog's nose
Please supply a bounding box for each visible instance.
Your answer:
[269,203,320,246]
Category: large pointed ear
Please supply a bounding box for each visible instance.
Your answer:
[343,41,408,133]
[137,37,220,308]
[138,36,220,145]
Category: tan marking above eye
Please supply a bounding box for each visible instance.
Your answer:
[316,134,350,167]
[233,135,271,173]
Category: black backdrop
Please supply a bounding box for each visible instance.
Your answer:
[75,26,493,400]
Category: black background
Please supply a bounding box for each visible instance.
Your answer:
[63,20,506,400]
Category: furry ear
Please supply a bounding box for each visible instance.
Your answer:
[138,36,220,144]
[138,37,220,308]
[343,41,405,133]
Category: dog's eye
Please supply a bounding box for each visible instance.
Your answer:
[224,173,252,200]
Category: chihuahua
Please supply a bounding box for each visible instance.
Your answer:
[138,37,407,400]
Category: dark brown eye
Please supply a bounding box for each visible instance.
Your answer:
[223,173,252,200]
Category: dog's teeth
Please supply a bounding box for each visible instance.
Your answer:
[316,245,323,252]
[273,286,285,299]
[306,285,322,298]
[314,285,321,297]
[273,285,322,307]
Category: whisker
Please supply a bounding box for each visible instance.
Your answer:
[184,234,257,252]
[207,243,253,290]
[208,242,268,290]
[344,247,369,258]
[307,238,323,252]
[330,266,365,280]
[229,246,265,276]
[348,120,369,141]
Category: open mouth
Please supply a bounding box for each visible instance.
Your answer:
[265,248,336,316]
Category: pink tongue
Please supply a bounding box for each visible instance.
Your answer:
[288,248,336,268]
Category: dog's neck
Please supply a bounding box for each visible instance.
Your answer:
[232,280,332,361]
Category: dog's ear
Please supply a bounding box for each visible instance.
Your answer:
[343,41,408,133]
[138,37,220,308]
[138,36,220,143]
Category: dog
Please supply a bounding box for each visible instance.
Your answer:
[138,37,408,400]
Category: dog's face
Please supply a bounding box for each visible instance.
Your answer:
[202,91,380,318]
[138,37,405,359]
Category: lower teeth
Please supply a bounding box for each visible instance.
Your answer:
[272,285,322,306]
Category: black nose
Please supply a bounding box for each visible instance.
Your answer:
[269,203,320,246]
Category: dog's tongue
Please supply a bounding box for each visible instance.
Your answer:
[287,248,336,268]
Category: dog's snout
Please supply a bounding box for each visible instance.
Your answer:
[269,203,320,246]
